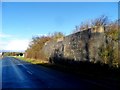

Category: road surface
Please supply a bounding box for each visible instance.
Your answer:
[0,57,118,89]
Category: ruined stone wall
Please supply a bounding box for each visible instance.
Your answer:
[62,26,105,62]
[43,26,106,63]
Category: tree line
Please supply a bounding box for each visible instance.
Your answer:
[2,52,24,57]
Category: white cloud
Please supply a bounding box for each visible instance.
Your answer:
[3,39,30,51]
[0,33,30,51]
[0,33,12,38]
[0,41,7,50]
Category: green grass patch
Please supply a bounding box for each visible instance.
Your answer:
[14,56,48,64]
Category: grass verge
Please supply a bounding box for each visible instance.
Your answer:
[13,56,48,64]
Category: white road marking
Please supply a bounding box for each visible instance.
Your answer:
[13,57,33,75]
[27,71,32,75]
[21,64,28,69]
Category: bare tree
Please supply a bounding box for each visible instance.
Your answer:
[91,15,108,26]
[80,21,91,30]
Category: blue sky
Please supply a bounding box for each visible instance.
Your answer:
[0,2,118,51]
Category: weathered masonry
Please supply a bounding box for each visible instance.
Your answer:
[43,26,110,63]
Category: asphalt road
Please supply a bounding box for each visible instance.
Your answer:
[0,57,118,89]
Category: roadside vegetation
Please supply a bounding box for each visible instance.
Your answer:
[24,15,119,67]
[25,32,64,61]
[14,56,48,64]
